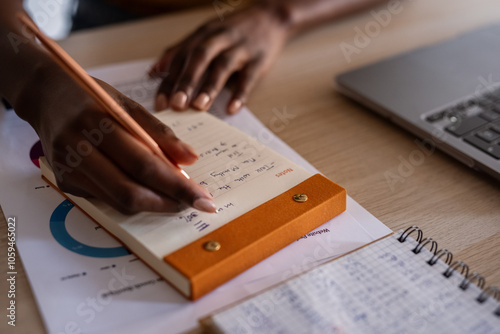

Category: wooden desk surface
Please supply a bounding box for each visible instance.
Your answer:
[1,0,500,332]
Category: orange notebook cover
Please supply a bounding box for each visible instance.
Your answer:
[40,110,346,300]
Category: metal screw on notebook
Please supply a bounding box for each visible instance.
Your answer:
[203,241,221,252]
[292,193,308,203]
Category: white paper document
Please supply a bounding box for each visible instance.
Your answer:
[0,59,391,333]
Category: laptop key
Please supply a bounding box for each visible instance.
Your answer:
[491,123,500,134]
[464,135,500,159]
[445,115,488,137]
[476,129,500,143]
[479,109,500,121]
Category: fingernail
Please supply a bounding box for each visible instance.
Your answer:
[171,91,188,110]
[193,197,217,213]
[155,94,168,111]
[192,93,210,110]
[180,141,198,159]
[228,99,242,114]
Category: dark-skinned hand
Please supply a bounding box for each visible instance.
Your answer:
[17,68,216,215]
[150,3,289,114]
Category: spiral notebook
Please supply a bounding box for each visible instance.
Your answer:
[200,227,500,333]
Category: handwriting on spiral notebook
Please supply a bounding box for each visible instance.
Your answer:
[204,232,500,334]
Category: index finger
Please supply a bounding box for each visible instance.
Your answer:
[98,122,216,213]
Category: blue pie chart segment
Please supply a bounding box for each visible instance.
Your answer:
[50,200,131,258]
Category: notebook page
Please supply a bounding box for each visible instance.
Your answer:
[53,110,311,258]
[207,233,500,334]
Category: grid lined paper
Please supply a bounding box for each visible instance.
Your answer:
[208,233,500,334]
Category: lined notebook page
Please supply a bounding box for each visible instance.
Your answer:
[206,233,500,334]
[42,110,311,258]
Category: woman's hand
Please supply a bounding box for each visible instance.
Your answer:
[18,67,216,215]
[149,2,290,114]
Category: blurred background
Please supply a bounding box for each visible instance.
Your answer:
[24,0,74,39]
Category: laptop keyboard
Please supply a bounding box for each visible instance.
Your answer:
[426,87,500,159]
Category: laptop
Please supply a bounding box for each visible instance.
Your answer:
[336,24,500,181]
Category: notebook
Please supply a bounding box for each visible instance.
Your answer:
[201,226,500,333]
[39,109,346,300]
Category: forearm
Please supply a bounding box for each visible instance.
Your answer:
[0,2,61,124]
[259,0,388,38]
[0,0,34,104]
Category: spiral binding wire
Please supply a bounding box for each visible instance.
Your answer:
[459,272,485,291]
[398,225,423,243]
[478,287,499,303]
[428,248,453,265]
[443,260,469,278]
[398,225,500,317]
[412,237,438,255]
